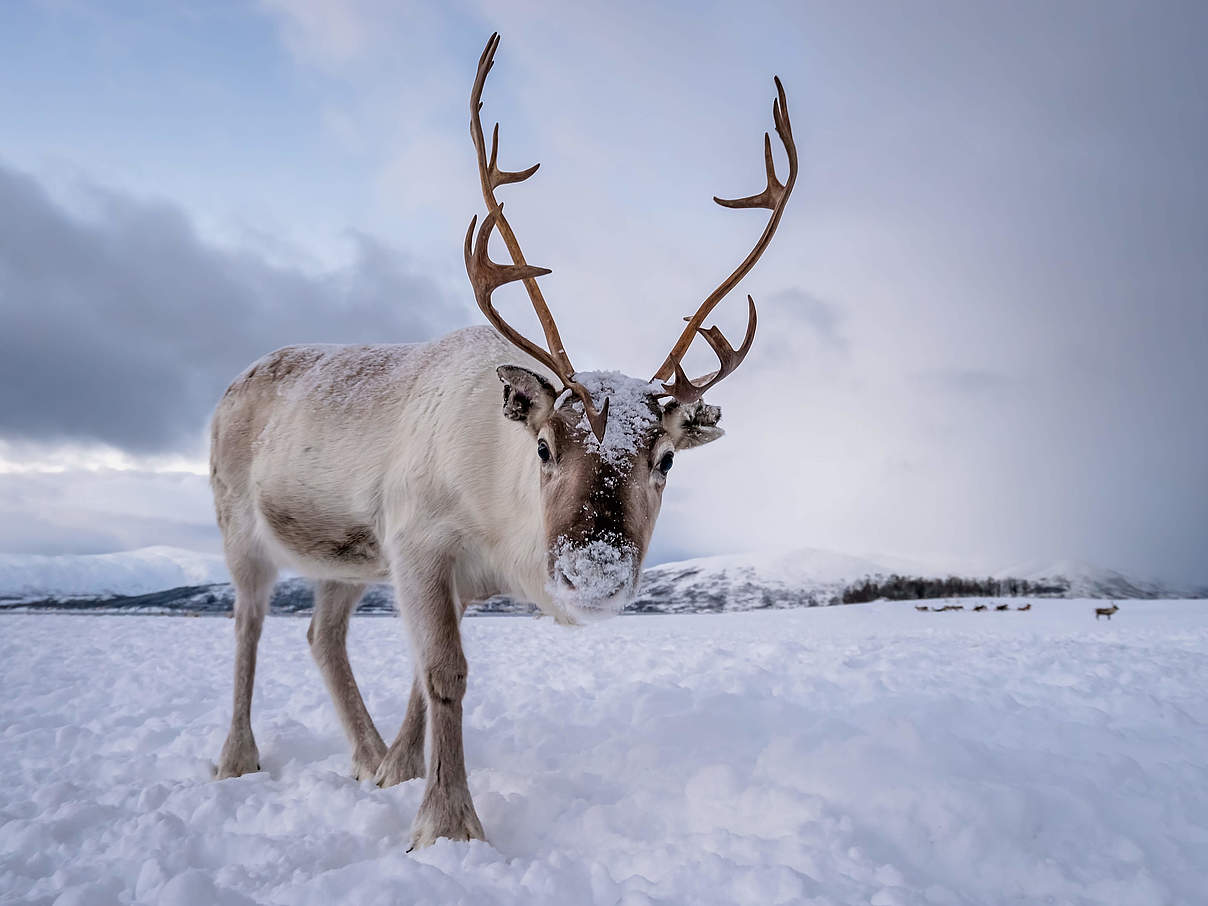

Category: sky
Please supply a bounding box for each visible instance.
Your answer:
[0,0,1205,584]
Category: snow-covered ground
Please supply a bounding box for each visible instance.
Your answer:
[2,600,1205,905]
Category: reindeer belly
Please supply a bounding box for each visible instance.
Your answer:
[255,491,389,581]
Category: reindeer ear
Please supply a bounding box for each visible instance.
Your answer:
[662,399,725,450]
[497,365,557,431]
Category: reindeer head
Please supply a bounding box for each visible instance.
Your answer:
[463,34,796,622]
[495,366,725,620]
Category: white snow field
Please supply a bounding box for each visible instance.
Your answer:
[2,600,1206,905]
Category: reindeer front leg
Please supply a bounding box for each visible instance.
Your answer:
[391,552,485,848]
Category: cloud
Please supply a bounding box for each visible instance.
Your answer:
[2,2,1207,585]
[0,469,219,556]
[754,288,849,363]
[0,162,470,455]
[257,0,377,66]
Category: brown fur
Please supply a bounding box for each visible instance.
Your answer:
[260,498,381,565]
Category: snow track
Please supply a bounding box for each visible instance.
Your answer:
[2,601,1206,905]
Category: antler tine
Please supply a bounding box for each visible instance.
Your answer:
[489,123,540,188]
[467,32,608,441]
[653,76,797,398]
[464,212,551,309]
[464,208,569,376]
[661,296,758,404]
[713,132,783,210]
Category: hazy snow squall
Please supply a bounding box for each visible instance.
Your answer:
[2,601,1206,905]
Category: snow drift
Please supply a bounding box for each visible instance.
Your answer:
[2,600,1204,904]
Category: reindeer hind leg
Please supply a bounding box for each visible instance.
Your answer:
[309,580,387,780]
[215,545,276,779]
[374,671,427,787]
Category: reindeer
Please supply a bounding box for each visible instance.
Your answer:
[208,34,797,849]
[1095,603,1119,620]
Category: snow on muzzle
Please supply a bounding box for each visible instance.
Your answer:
[548,538,639,621]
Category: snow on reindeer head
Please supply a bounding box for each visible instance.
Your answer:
[464,33,797,622]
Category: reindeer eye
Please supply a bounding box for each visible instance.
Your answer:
[658,451,674,475]
[537,439,551,463]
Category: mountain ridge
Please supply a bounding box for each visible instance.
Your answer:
[2,545,1202,614]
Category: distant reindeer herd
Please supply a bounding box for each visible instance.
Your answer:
[915,601,1120,620]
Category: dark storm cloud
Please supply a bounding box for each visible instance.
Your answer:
[0,162,470,454]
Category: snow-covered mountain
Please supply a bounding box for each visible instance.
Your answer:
[0,546,229,602]
[630,548,899,612]
[0,545,1201,613]
[631,548,1205,612]
[993,558,1197,599]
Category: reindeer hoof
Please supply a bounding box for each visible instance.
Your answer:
[373,747,426,788]
[409,785,485,849]
[215,731,261,779]
[351,739,387,782]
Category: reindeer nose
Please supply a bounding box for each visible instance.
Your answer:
[557,563,624,598]
[552,543,634,603]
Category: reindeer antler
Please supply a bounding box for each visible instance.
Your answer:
[464,33,609,441]
[653,77,797,403]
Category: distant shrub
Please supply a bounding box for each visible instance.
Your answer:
[840,574,1063,604]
